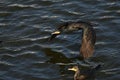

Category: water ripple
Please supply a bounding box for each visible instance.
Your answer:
[8,4,41,9]
[0,0,120,80]
[0,61,14,66]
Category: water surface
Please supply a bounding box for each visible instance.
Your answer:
[0,0,120,80]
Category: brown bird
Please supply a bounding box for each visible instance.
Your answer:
[68,64,101,80]
[49,21,96,59]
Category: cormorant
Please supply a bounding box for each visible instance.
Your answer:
[68,64,101,80]
[49,21,96,59]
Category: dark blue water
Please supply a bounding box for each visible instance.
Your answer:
[0,0,120,80]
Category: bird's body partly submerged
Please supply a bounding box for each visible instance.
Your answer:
[68,64,101,80]
[49,21,96,59]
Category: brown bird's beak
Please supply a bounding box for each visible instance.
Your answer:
[48,31,61,41]
[68,67,77,72]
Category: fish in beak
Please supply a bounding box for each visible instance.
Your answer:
[48,30,61,41]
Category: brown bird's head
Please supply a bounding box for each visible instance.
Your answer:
[68,66,87,80]
[48,22,83,41]
[68,66,79,72]
[68,65,101,80]
[48,30,61,41]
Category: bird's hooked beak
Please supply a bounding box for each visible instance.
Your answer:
[68,67,77,72]
[48,30,61,41]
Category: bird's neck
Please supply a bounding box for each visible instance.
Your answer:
[74,70,80,80]
[80,26,96,59]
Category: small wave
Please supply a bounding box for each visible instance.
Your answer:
[8,4,39,8]
[41,15,59,18]
[101,68,120,74]
[98,16,115,20]
[15,51,37,57]
[0,23,9,26]
[67,11,83,15]
[0,12,12,17]
[42,0,63,2]
[17,36,49,41]
[56,62,77,65]
[96,42,106,45]
[2,54,15,58]
[0,61,14,66]
[106,2,116,6]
